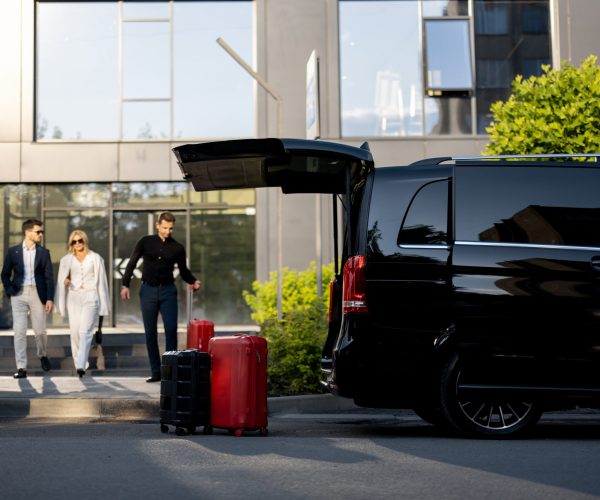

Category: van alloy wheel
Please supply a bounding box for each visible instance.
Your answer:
[440,355,542,438]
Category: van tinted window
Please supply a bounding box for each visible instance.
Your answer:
[398,179,448,245]
[456,166,600,247]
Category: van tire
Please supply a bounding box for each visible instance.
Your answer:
[413,405,446,427]
[440,354,542,438]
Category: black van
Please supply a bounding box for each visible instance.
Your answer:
[173,139,600,437]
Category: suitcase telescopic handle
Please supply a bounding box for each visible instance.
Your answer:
[187,286,194,323]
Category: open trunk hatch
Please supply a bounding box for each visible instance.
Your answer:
[172,138,374,194]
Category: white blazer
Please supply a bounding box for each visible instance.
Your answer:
[55,251,111,318]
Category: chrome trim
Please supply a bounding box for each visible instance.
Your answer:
[399,244,450,250]
[453,153,600,161]
[455,240,600,252]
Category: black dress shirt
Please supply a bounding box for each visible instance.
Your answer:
[121,235,196,288]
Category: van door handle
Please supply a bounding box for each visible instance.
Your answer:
[591,257,600,271]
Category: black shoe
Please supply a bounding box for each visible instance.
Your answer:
[77,369,85,378]
[146,374,161,383]
[13,368,27,379]
[40,356,51,371]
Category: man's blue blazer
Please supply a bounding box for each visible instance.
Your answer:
[1,244,55,304]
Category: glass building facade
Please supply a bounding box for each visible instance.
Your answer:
[36,1,255,141]
[0,0,564,329]
[0,183,256,328]
[339,0,551,137]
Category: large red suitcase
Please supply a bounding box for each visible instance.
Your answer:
[208,334,268,436]
[186,319,214,352]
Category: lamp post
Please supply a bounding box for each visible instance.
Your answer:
[216,37,285,320]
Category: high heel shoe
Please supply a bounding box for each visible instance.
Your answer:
[77,369,85,378]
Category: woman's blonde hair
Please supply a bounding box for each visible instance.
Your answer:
[67,229,89,254]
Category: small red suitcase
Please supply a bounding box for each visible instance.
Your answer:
[208,334,268,436]
[187,319,214,352]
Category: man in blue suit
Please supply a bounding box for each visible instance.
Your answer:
[1,218,55,378]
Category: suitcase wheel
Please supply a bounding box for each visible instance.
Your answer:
[259,428,268,437]
[202,425,213,435]
[160,424,169,434]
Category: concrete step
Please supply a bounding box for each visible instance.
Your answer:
[0,326,259,376]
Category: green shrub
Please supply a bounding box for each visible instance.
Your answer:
[485,55,600,155]
[243,262,335,396]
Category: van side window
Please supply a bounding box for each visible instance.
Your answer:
[456,166,600,247]
[398,179,448,245]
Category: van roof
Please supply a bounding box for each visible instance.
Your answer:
[409,154,600,168]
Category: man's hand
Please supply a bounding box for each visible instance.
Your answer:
[120,287,131,300]
[45,300,53,314]
[188,280,201,291]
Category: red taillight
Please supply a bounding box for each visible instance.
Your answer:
[342,255,368,314]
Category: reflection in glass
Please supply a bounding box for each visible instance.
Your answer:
[112,182,188,206]
[174,2,254,138]
[44,210,110,327]
[479,206,600,247]
[123,22,170,99]
[37,2,118,139]
[190,189,256,206]
[398,181,448,245]
[340,1,423,137]
[123,2,169,19]
[456,167,600,245]
[190,209,255,324]
[425,19,473,92]
[474,0,551,133]
[123,101,170,139]
[425,96,472,135]
[44,184,110,208]
[423,0,469,16]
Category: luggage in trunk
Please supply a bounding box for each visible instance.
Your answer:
[159,349,211,436]
[208,334,268,436]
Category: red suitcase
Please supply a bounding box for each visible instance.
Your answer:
[187,319,214,352]
[208,334,268,436]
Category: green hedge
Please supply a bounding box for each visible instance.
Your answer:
[243,262,335,396]
[485,55,600,155]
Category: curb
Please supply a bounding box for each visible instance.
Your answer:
[0,393,359,421]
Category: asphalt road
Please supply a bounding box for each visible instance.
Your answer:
[1,414,600,500]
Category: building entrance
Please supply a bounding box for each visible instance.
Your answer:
[112,210,189,327]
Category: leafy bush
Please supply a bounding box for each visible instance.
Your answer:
[485,55,600,155]
[243,262,335,396]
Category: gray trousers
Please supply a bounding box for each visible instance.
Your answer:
[11,285,47,370]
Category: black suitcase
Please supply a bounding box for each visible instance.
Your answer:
[159,349,211,435]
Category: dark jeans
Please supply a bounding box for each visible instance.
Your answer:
[140,283,178,376]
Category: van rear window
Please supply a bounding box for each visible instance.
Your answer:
[455,166,600,247]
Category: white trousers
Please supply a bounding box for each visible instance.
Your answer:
[11,285,47,370]
[67,289,99,371]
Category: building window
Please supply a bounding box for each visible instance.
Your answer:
[339,0,551,138]
[474,0,551,133]
[36,1,255,141]
[0,182,256,328]
[424,19,473,97]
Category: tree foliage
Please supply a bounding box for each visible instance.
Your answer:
[243,262,335,396]
[484,55,600,155]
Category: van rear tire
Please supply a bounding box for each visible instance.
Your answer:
[440,354,542,438]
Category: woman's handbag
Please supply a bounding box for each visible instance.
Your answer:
[95,316,104,345]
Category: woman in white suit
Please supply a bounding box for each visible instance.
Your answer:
[55,230,110,377]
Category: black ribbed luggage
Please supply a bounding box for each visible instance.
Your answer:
[159,349,211,436]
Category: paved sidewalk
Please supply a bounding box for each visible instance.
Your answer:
[0,375,359,420]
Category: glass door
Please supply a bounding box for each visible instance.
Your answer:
[112,210,188,326]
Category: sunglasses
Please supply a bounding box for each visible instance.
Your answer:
[70,238,84,246]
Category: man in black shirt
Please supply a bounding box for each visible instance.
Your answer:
[120,212,200,382]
